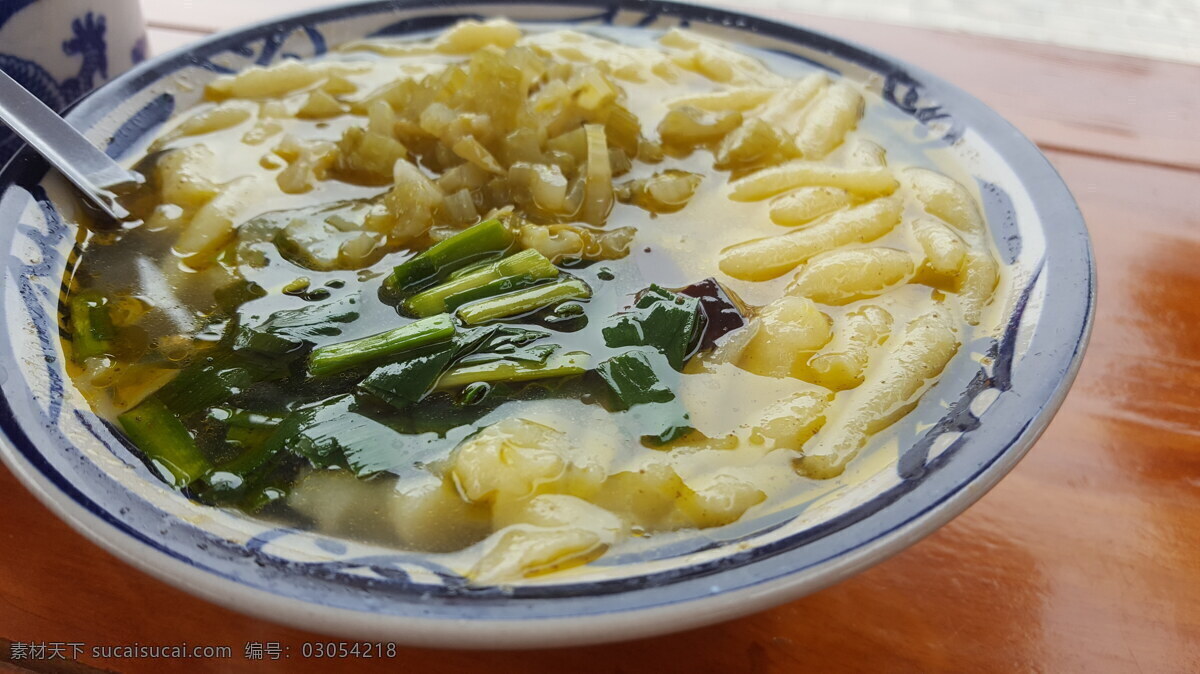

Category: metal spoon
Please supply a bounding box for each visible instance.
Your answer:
[0,68,144,220]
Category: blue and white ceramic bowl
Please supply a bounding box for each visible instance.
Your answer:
[0,0,147,164]
[0,0,1094,647]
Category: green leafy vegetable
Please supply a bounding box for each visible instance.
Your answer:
[118,398,213,488]
[155,351,287,416]
[207,407,285,468]
[261,395,361,469]
[209,448,302,512]
[596,349,693,445]
[596,350,677,407]
[225,424,275,448]
[213,279,267,316]
[196,407,289,504]
[359,343,456,409]
[602,285,705,370]
[385,218,514,292]
[204,436,281,493]
[207,407,286,430]
[230,295,361,357]
[455,343,559,367]
[308,313,456,376]
[360,324,556,409]
[452,324,547,357]
[451,325,554,367]
[349,318,578,401]
[264,395,454,477]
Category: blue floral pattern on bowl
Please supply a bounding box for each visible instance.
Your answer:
[0,0,147,163]
[0,0,1094,647]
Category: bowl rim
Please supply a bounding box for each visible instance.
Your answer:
[0,0,1095,648]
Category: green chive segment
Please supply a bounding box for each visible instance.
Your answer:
[70,291,115,361]
[402,249,559,317]
[308,313,456,376]
[456,277,591,325]
[437,351,590,388]
[385,218,514,292]
[118,398,213,488]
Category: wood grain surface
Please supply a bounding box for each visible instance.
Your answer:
[4,4,1200,672]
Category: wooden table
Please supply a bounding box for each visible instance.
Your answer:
[4,3,1200,672]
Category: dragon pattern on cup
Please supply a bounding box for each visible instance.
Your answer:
[0,4,146,161]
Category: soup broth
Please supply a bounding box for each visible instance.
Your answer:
[62,20,1003,583]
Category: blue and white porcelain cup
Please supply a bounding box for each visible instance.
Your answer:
[0,0,147,165]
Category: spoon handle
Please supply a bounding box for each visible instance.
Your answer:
[0,68,142,219]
